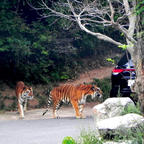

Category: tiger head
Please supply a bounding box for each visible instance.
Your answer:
[79,84,102,99]
[21,86,33,100]
[90,85,103,99]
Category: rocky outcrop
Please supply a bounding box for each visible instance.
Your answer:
[93,97,135,122]
[97,113,144,137]
[92,97,144,143]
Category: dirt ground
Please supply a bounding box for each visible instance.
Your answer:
[61,66,113,85]
[0,66,113,121]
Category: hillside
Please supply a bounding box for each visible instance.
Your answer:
[61,66,113,85]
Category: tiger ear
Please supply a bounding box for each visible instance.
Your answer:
[29,86,32,89]
[23,87,26,90]
[96,87,100,90]
[91,86,95,90]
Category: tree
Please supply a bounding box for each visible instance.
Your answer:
[28,0,144,113]
[134,0,144,113]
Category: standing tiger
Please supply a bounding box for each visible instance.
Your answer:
[43,84,102,118]
[16,81,34,119]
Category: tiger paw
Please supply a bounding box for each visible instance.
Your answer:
[76,115,81,119]
[19,116,24,120]
[76,115,86,119]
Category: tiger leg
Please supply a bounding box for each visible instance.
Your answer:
[71,100,81,118]
[24,99,27,112]
[53,101,60,118]
[79,104,86,118]
[18,100,24,119]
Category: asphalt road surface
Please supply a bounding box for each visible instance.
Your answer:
[0,116,95,144]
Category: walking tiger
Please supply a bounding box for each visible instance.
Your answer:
[43,84,102,118]
[16,81,33,119]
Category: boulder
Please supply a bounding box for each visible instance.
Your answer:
[97,113,144,137]
[93,97,135,122]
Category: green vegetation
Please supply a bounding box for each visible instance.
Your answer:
[111,128,144,144]
[106,58,115,64]
[135,0,144,16]
[121,103,142,115]
[76,130,103,144]
[65,127,144,144]
[0,0,121,84]
[62,136,76,144]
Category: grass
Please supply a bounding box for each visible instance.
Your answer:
[121,103,142,115]
[76,129,103,144]
[73,127,144,144]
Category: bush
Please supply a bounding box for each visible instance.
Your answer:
[76,130,103,144]
[74,128,144,144]
[0,94,17,111]
[62,136,76,144]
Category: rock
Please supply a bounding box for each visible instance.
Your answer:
[93,97,135,122]
[97,113,144,137]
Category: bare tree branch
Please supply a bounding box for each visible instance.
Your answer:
[123,0,137,39]
[27,0,137,46]
[76,15,123,46]
[107,0,115,23]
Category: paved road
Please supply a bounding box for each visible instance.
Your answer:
[0,116,95,144]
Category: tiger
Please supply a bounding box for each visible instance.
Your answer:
[16,81,34,119]
[43,84,102,118]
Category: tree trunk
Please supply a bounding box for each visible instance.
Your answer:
[132,39,144,114]
[131,5,144,114]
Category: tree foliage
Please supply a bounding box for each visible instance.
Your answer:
[0,0,121,84]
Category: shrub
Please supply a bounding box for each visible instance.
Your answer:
[110,125,144,144]
[76,130,103,144]
[62,136,76,144]
[74,128,144,144]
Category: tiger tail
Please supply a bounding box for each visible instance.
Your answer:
[42,90,52,116]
